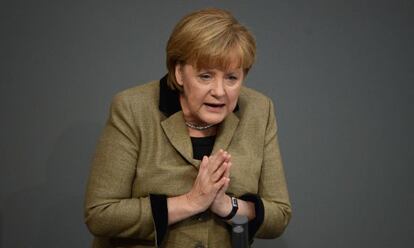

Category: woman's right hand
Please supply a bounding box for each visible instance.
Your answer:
[186,149,230,213]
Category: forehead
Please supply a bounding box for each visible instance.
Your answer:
[193,63,243,73]
[191,50,244,73]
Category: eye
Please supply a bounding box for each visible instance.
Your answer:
[198,73,212,81]
[227,75,238,81]
[225,74,240,86]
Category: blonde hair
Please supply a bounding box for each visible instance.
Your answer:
[166,8,256,91]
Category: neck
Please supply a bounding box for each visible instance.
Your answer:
[179,94,218,137]
[188,126,217,137]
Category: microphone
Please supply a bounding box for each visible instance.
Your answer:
[232,215,249,248]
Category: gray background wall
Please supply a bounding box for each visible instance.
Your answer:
[1,0,413,247]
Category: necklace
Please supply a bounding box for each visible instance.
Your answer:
[185,121,215,130]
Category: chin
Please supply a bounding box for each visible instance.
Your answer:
[201,114,227,125]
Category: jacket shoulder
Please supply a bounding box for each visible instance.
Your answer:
[239,86,273,111]
[114,80,159,100]
[110,80,160,109]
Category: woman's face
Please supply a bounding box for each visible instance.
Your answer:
[176,62,244,126]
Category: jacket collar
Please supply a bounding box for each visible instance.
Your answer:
[158,75,240,167]
[158,75,181,117]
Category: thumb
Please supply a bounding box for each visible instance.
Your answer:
[199,156,209,172]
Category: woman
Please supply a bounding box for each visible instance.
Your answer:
[85,8,291,248]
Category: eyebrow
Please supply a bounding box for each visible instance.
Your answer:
[197,69,215,74]
[197,68,242,75]
[226,70,242,75]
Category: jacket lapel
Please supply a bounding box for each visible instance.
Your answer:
[161,111,201,168]
[212,112,240,154]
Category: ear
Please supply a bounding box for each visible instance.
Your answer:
[175,64,183,86]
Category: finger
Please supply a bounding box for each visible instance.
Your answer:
[214,176,229,192]
[217,177,230,195]
[209,149,223,165]
[210,150,229,174]
[207,149,223,174]
[223,161,231,178]
[212,160,232,183]
[224,153,231,163]
[199,156,209,175]
[209,149,222,161]
[212,161,230,182]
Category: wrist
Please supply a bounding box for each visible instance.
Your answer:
[214,195,233,217]
[184,191,205,214]
[219,196,238,220]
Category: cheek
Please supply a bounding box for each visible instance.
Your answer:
[186,86,208,106]
[227,90,241,110]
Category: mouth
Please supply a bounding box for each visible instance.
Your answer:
[204,103,226,112]
[204,103,225,108]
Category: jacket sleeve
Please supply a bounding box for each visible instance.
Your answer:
[255,98,292,238]
[84,93,156,241]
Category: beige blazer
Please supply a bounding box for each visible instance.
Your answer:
[84,80,291,248]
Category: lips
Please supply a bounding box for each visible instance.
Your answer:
[204,103,225,108]
[204,103,225,113]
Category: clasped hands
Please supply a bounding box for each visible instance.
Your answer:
[186,149,233,218]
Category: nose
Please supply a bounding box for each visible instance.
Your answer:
[211,78,225,97]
